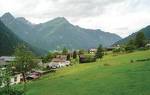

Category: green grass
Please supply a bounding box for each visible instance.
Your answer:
[22,50,150,95]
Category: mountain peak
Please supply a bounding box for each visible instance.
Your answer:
[43,17,70,26]
[16,17,32,25]
[1,12,15,19]
[51,17,69,24]
[1,12,15,24]
[55,17,67,21]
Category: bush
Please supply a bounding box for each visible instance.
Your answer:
[112,48,121,53]
[0,88,24,95]
[125,45,135,52]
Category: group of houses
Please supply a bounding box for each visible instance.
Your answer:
[0,56,44,87]
[0,54,71,87]
[0,56,21,87]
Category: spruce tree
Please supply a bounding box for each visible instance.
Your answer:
[135,32,146,48]
[95,44,104,59]
[73,51,77,59]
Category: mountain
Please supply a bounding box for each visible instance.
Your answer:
[114,25,150,45]
[0,19,24,56]
[1,13,36,44]
[1,13,121,51]
[0,19,46,56]
[34,17,121,50]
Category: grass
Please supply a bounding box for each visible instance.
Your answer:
[20,50,150,95]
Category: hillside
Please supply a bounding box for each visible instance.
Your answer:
[114,25,150,45]
[0,20,24,56]
[0,12,37,46]
[0,20,46,56]
[1,13,121,51]
[17,50,150,95]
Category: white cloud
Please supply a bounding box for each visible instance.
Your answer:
[0,0,150,38]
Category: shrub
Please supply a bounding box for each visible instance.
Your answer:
[0,88,24,95]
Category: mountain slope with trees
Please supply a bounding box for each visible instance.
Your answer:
[0,20,24,56]
[0,20,46,56]
[114,25,150,45]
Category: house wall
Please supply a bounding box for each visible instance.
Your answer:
[10,74,21,85]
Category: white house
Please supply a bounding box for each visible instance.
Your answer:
[10,74,22,85]
[0,72,22,88]
[0,56,15,68]
[48,55,70,69]
[89,48,97,54]
[0,56,15,62]
[146,43,150,48]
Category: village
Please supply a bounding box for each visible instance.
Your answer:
[0,54,71,87]
[0,44,118,86]
[0,42,150,93]
[0,47,100,87]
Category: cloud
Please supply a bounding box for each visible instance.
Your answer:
[0,0,150,37]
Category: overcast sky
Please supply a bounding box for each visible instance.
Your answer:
[0,0,150,38]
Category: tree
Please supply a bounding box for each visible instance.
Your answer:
[78,49,85,55]
[42,52,54,63]
[135,32,146,48]
[67,54,71,61]
[125,39,136,52]
[0,67,11,94]
[13,45,36,95]
[95,44,104,59]
[0,69,2,87]
[112,48,121,54]
[62,47,68,55]
[73,51,77,59]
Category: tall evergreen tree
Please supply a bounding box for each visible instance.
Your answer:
[73,51,77,59]
[95,44,104,59]
[125,39,135,52]
[135,32,146,48]
[67,54,71,61]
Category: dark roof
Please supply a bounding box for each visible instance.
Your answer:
[51,58,66,62]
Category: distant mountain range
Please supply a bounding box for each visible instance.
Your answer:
[0,12,121,51]
[114,25,150,45]
[0,20,46,56]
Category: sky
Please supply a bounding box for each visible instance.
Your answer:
[0,0,150,38]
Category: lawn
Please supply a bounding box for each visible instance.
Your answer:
[21,50,150,95]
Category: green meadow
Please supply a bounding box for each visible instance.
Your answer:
[22,50,150,95]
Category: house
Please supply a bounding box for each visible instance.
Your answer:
[0,60,9,68]
[26,74,39,80]
[79,55,96,63]
[0,69,22,87]
[48,55,70,69]
[10,74,22,85]
[26,70,42,80]
[0,56,15,62]
[89,48,97,54]
[0,56,15,68]
[146,43,150,48]
[106,47,115,51]
[56,55,67,60]
[0,56,22,87]
[106,45,121,51]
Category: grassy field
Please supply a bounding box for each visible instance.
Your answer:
[22,50,150,95]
